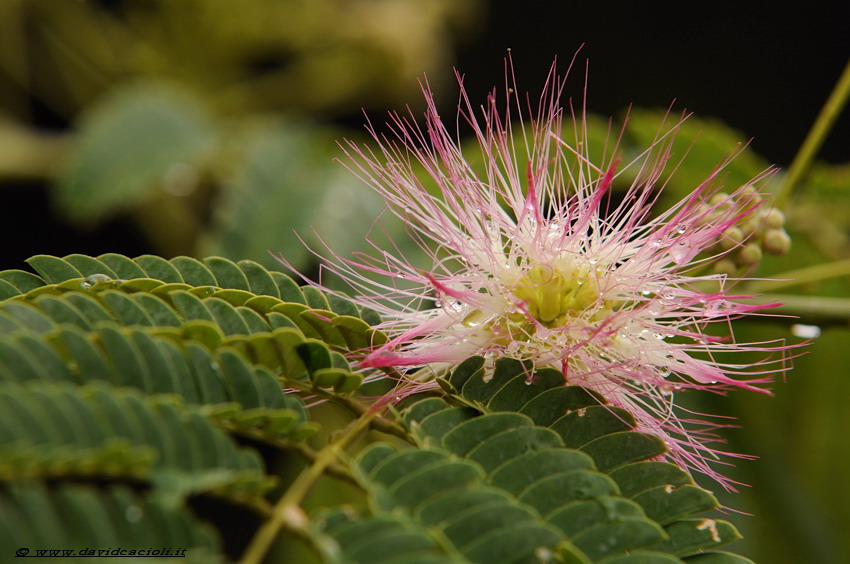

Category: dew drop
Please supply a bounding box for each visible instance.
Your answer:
[125,505,143,523]
[84,273,112,286]
[669,242,694,265]
[791,324,821,339]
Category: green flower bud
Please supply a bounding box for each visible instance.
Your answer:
[713,259,737,275]
[709,192,731,206]
[763,228,791,255]
[763,209,785,229]
[737,186,762,208]
[740,219,759,236]
[719,227,744,250]
[738,243,763,265]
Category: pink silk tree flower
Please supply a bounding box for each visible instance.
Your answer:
[302,57,791,490]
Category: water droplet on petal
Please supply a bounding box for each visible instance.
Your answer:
[669,242,694,264]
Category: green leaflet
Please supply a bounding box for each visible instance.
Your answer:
[0,381,270,498]
[0,254,386,394]
[0,483,223,563]
[339,358,748,563]
[0,254,757,562]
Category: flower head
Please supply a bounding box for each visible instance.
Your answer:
[306,57,790,489]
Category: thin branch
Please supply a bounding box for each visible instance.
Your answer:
[216,423,361,487]
[745,293,850,327]
[744,258,850,293]
[776,58,850,209]
[238,407,378,564]
[283,378,411,441]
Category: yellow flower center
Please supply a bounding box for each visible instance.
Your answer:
[457,260,611,351]
[511,264,601,328]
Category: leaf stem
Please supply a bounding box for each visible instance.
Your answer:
[284,379,410,440]
[745,258,850,292]
[218,424,362,487]
[746,293,850,327]
[776,57,850,209]
[238,407,378,564]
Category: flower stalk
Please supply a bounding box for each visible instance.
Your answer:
[776,57,850,208]
[239,407,378,564]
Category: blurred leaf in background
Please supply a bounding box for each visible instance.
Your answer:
[56,82,216,224]
[199,119,393,272]
[0,0,480,117]
[0,0,482,268]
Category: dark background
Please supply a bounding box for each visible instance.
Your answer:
[3,1,848,266]
[457,2,849,166]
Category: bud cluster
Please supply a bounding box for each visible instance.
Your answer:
[702,187,791,275]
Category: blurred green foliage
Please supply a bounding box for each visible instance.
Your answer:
[0,1,848,562]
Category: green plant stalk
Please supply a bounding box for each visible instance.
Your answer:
[238,407,378,564]
[776,57,850,208]
[747,293,850,327]
[746,258,850,292]
[220,422,361,487]
[284,379,410,440]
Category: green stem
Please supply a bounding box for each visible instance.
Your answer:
[284,379,410,441]
[219,423,361,487]
[747,293,850,327]
[238,408,377,564]
[745,258,850,292]
[776,57,850,209]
